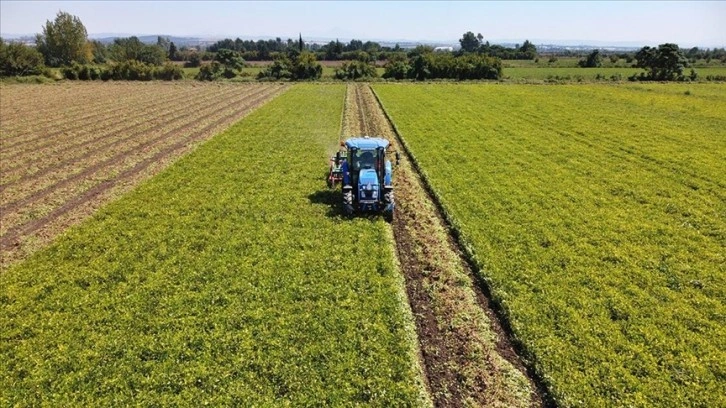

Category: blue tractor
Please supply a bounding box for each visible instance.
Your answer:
[327,136,398,218]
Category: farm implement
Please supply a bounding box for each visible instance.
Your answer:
[327,136,399,218]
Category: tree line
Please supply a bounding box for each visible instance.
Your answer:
[1,10,721,82]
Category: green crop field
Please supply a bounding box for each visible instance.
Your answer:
[373,83,726,407]
[0,84,428,406]
[503,66,726,81]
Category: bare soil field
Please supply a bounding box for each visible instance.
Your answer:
[0,82,287,268]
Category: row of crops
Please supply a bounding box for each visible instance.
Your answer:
[0,85,428,405]
[2,82,723,406]
[373,83,725,407]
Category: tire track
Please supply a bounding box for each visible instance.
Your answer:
[344,83,545,408]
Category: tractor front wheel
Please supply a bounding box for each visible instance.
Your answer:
[343,190,354,216]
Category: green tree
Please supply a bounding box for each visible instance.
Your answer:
[519,40,537,59]
[257,56,292,80]
[291,51,322,80]
[168,42,178,60]
[138,44,166,65]
[634,43,690,81]
[0,39,46,76]
[109,37,144,61]
[408,45,434,58]
[214,49,244,78]
[578,49,602,67]
[409,54,431,80]
[195,61,222,81]
[156,36,170,51]
[324,39,344,60]
[110,37,166,65]
[35,11,90,66]
[459,31,480,53]
[334,59,377,80]
[89,40,108,64]
[184,52,201,68]
[382,60,411,80]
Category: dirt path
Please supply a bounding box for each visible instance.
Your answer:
[342,84,544,408]
[0,83,287,269]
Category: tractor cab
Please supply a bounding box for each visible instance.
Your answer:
[327,136,398,218]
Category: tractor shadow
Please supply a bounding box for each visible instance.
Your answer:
[308,189,346,218]
[308,189,390,222]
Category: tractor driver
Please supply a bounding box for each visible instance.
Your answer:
[358,150,375,169]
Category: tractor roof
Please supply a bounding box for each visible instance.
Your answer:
[345,137,389,150]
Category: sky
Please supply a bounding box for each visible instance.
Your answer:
[1,1,725,47]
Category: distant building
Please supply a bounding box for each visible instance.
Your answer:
[434,46,453,52]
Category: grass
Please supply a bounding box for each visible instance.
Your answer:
[373,82,726,407]
[0,84,429,406]
[503,66,726,81]
[501,58,726,81]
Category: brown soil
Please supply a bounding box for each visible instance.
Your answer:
[0,86,272,196]
[1,85,241,184]
[0,83,287,269]
[2,87,198,158]
[344,84,545,408]
[1,83,164,147]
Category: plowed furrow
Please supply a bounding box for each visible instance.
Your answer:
[0,86,269,188]
[1,86,280,216]
[0,85,144,130]
[0,85,286,262]
[1,86,163,147]
[0,85,238,156]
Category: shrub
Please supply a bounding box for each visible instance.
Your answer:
[578,50,602,68]
[290,52,322,80]
[155,62,184,80]
[61,62,101,81]
[195,62,222,81]
[0,40,46,77]
[256,52,322,81]
[214,49,244,78]
[106,60,154,81]
[61,65,78,80]
[383,60,410,80]
[184,53,201,68]
[334,60,378,80]
[257,58,292,80]
[383,52,501,81]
